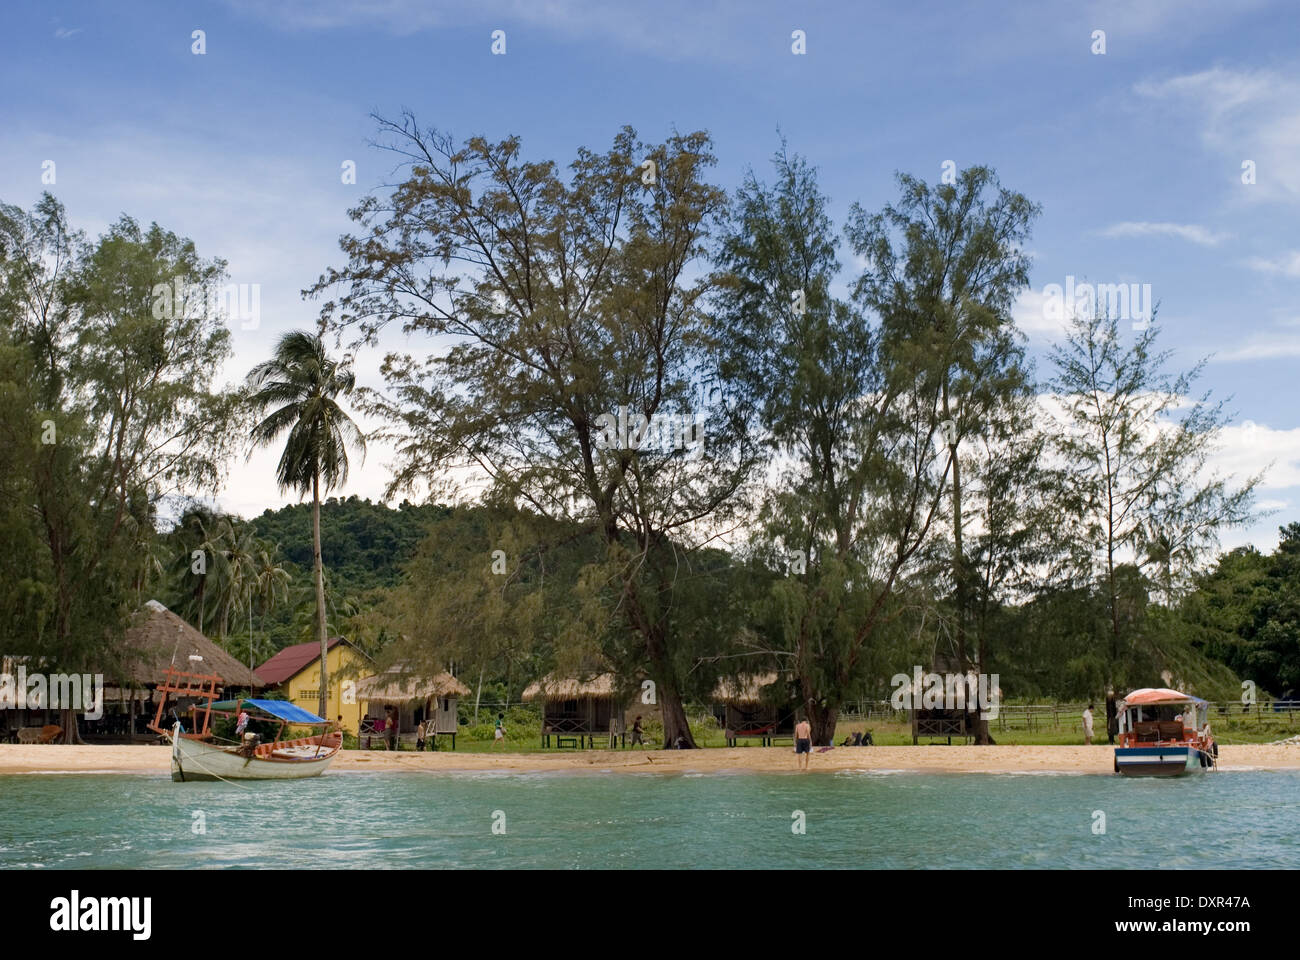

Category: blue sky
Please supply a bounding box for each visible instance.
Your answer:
[2,0,1297,551]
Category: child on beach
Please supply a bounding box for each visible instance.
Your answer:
[1082,703,1095,745]
[494,714,505,747]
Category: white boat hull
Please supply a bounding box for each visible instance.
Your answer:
[1114,745,1212,777]
[170,726,339,781]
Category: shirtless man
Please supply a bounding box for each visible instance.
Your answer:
[794,717,812,770]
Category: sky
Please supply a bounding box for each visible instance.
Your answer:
[2,0,1297,551]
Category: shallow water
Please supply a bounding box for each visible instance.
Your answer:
[1,768,1297,869]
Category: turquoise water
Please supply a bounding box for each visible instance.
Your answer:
[2,769,1298,869]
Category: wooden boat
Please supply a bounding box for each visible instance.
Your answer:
[149,666,341,782]
[170,718,341,781]
[1114,687,1217,777]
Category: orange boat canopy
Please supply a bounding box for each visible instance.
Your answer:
[1121,687,1206,706]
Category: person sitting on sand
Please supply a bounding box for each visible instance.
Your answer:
[794,717,812,770]
[841,734,853,747]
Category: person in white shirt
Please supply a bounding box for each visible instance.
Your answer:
[1082,703,1095,745]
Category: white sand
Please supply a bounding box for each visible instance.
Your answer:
[2,743,1297,775]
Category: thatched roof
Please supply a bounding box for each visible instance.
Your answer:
[116,600,263,688]
[712,672,782,704]
[355,666,470,703]
[522,672,620,701]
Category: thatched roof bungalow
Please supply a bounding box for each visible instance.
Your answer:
[64,600,264,742]
[116,600,263,689]
[711,672,796,746]
[522,671,628,748]
[356,665,470,749]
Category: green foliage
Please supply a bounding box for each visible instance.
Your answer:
[0,194,244,697]
[1178,524,1300,695]
[1045,309,1259,686]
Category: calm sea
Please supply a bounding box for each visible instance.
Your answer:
[2,768,1297,869]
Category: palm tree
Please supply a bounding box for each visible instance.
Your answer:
[214,519,258,643]
[251,541,292,671]
[246,331,364,720]
[170,507,226,636]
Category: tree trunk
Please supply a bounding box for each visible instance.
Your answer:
[973,633,994,745]
[643,625,695,747]
[617,565,696,748]
[312,472,329,721]
[657,691,695,748]
[474,664,484,725]
[808,701,838,747]
[59,707,85,744]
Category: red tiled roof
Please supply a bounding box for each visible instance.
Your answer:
[255,637,345,687]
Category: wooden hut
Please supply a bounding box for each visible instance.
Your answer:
[908,654,974,745]
[522,672,628,748]
[712,673,796,746]
[355,666,470,750]
[87,600,263,741]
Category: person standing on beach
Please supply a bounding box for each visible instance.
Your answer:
[385,706,399,751]
[629,715,645,748]
[1082,703,1095,745]
[1105,691,1118,745]
[794,717,812,770]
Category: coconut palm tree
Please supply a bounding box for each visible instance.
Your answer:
[214,519,259,644]
[246,331,364,719]
[251,541,292,670]
[170,506,227,637]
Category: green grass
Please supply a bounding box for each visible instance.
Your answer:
[349,707,1300,752]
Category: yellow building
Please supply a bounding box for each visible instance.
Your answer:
[254,637,371,734]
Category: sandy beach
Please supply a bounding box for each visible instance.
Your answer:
[2,743,1298,776]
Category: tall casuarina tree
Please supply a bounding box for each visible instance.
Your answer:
[310,117,758,748]
[846,166,1039,743]
[1047,310,1257,691]
[246,331,365,720]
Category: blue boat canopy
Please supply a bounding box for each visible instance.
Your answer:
[208,699,327,724]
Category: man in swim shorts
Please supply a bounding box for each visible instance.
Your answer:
[794,717,812,770]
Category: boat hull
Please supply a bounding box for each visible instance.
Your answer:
[171,731,339,781]
[1114,745,1211,777]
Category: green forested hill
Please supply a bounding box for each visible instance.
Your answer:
[247,497,451,595]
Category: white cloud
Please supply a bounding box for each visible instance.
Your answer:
[1100,221,1227,246]
[1012,288,1071,340]
[1134,67,1300,203]
[1208,419,1300,491]
[1213,332,1300,362]
[1081,0,1269,39]
[219,0,757,61]
[1244,250,1300,277]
